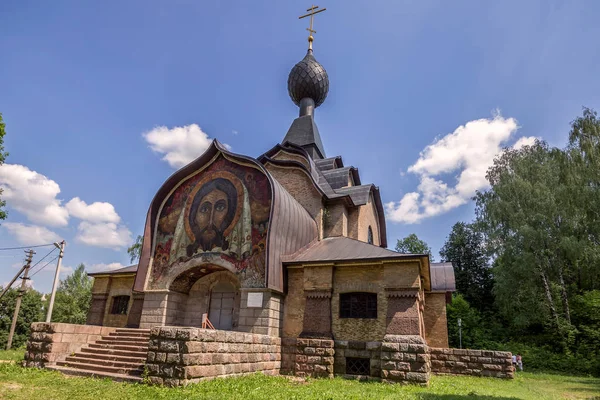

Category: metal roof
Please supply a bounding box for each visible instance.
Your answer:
[88,264,138,277]
[284,236,423,264]
[430,262,456,292]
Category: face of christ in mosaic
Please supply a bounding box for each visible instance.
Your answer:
[187,178,238,256]
[196,189,228,245]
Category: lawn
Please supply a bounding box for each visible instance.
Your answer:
[0,351,598,399]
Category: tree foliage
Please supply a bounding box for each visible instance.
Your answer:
[463,107,600,374]
[440,222,494,311]
[127,235,143,263]
[0,287,44,348]
[395,233,433,260]
[51,264,92,324]
[0,113,9,221]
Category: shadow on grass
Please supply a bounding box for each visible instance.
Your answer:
[419,396,520,400]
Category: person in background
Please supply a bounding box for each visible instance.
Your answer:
[516,354,523,371]
[512,354,517,369]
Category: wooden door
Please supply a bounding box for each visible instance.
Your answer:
[208,282,235,330]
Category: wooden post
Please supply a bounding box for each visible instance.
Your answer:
[7,249,35,350]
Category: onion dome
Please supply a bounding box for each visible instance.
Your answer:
[287,49,329,109]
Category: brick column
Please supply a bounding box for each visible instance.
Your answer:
[126,292,145,328]
[300,289,332,338]
[86,293,108,326]
[237,289,282,336]
[139,291,169,329]
[380,335,430,386]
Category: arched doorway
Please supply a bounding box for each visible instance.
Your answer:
[208,281,236,330]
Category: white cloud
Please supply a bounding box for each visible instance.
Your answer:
[143,124,230,169]
[2,223,60,245]
[386,113,537,224]
[75,221,132,249]
[87,262,128,273]
[0,164,69,226]
[232,130,239,135]
[66,197,120,223]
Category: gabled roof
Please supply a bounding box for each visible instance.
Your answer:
[283,236,422,264]
[88,264,138,277]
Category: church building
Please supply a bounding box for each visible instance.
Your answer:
[86,36,455,349]
[27,8,520,387]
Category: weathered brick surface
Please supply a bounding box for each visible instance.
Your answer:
[23,323,116,368]
[423,293,449,348]
[146,327,281,386]
[430,348,514,379]
[380,335,430,386]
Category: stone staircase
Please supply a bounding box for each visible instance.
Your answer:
[49,328,150,382]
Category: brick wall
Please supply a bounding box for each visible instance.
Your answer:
[145,327,281,386]
[102,276,135,327]
[331,266,387,341]
[282,268,305,337]
[334,340,381,379]
[24,323,116,367]
[291,338,334,378]
[430,348,514,378]
[424,293,449,348]
[237,289,282,336]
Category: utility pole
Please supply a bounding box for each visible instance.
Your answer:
[7,249,35,350]
[46,240,65,323]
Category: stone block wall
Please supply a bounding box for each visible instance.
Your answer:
[430,348,514,378]
[24,323,116,367]
[380,335,431,386]
[334,340,381,380]
[237,289,282,336]
[294,338,334,378]
[145,326,281,386]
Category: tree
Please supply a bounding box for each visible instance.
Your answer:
[0,113,9,221]
[395,233,433,260]
[0,286,44,348]
[127,235,143,263]
[475,140,578,343]
[52,264,92,324]
[440,222,494,311]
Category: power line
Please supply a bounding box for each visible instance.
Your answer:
[0,243,55,251]
[29,256,59,279]
[27,248,57,274]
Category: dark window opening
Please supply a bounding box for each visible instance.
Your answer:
[346,357,370,375]
[111,295,130,315]
[340,292,377,319]
[367,226,373,244]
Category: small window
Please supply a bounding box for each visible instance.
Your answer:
[340,292,377,319]
[367,226,373,244]
[346,357,370,375]
[111,296,130,315]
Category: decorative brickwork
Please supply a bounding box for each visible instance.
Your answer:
[145,327,281,386]
[24,323,116,367]
[380,335,431,386]
[430,348,514,378]
[294,338,334,378]
[300,290,332,338]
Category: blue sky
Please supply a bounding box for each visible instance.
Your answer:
[1,0,599,293]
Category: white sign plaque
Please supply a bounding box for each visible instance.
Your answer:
[247,292,263,308]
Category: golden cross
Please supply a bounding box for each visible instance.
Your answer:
[299,5,326,50]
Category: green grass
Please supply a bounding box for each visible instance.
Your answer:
[0,348,25,362]
[0,354,598,399]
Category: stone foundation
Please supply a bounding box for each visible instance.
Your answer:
[23,323,116,367]
[294,338,334,378]
[145,326,281,386]
[430,348,514,378]
[334,340,381,380]
[380,335,430,385]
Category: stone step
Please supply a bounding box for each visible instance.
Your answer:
[47,365,142,383]
[88,343,148,352]
[57,360,143,376]
[95,339,149,347]
[115,328,151,334]
[80,347,147,360]
[109,331,150,339]
[101,335,149,343]
[66,353,145,366]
